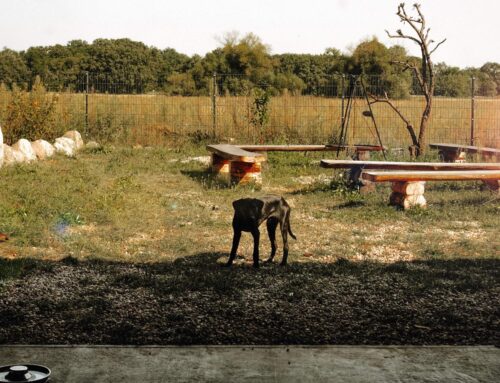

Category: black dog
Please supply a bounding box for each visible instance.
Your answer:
[226,195,296,268]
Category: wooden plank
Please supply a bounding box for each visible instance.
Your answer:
[235,144,385,152]
[320,160,500,170]
[429,143,500,155]
[350,144,386,152]
[206,144,266,163]
[237,144,335,152]
[362,170,500,182]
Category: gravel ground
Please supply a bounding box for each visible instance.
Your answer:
[0,255,498,345]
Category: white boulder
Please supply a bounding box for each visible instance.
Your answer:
[54,137,77,157]
[0,126,3,168]
[63,130,84,150]
[31,139,55,160]
[12,139,36,162]
[3,144,26,164]
[3,145,13,165]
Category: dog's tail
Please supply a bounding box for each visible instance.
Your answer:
[286,210,297,240]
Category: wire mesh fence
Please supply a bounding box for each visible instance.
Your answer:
[0,72,498,149]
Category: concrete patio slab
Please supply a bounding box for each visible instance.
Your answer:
[0,345,498,382]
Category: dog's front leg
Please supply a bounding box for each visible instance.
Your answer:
[225,229,241,267]
[251,228,260,268]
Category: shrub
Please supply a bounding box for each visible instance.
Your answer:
[3,77,60,144]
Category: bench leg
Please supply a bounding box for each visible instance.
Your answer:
[345,165,375,194]
[439,149,466,163]
[352,150,370,161]
[230,161,263,186]
[211,154,230,175]
[481,180,499,193]
[389,181,427,209]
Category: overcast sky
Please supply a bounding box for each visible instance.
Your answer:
[1,0,499,68]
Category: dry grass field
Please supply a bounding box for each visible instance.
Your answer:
[0,147,498,345]
[82,94,500,147]
[1,90,499,147]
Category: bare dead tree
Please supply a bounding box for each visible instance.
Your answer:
[371,3,446,156]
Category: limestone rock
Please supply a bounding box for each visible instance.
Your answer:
[12,139,36,162]
[32,139,56,160]
[63,130,84,150]
[391,181,426,195]
[3,145,13,165]
[390,192,427,209]
[54,137,77,157]
[4,144,26,164]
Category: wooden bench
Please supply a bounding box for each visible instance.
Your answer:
[206,144,266,185]
[362,170,500,209]
[238,144,385,160]
[429,143,500,162]
[320,160,500,192]
[206,143,386,185]
[320,160,500,171]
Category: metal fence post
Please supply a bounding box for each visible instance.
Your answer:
[85,71,89,137]
[212,72,217,138]
[470,76,475,146]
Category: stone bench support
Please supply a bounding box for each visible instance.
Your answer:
[389,181,427,209]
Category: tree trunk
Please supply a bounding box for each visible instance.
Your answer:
[417,96,433,157]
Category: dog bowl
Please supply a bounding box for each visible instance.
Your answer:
[0,365,51,383]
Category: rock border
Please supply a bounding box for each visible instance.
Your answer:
[0,127,87,168]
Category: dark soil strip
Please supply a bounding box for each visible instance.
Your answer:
[1,255,498,345]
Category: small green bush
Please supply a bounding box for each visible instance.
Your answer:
[3,77,60,144]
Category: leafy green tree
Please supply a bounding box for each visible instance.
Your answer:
[434,63,469,97]
[208,32,276,94]
[157,48,191,89]
[0,49,30,88]
[274,51,345,95]
[479,62,499,95]
[165,72,196,95]
[86,38,163,92]
[348,38,411,98]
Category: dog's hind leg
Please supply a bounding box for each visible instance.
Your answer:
[264,217,278,263]
[225,229,241,267]
[251,228,260,268]
[280,212,290,266]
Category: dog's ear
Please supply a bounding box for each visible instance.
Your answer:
[232,200,241,210]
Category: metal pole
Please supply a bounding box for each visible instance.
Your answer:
[340,74,345,135]
[212,72,217,138]
[85,72,89,137]
[470,76,475,146]
[360,77,386,160]
[336,74,347,158]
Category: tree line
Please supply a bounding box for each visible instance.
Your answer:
[0,34,498,97]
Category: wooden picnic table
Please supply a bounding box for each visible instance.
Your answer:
[429,143,500,162]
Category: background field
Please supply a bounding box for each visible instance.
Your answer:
[1,90,499,148]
